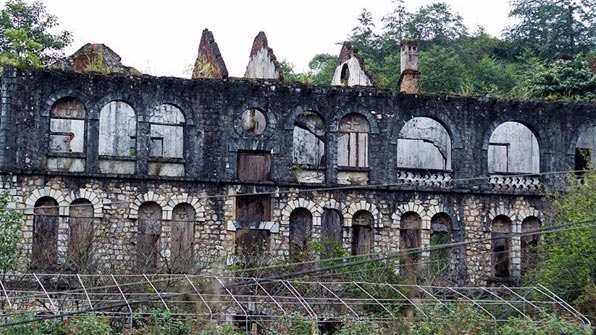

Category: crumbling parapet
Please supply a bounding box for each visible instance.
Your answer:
[192,29,228,79]
[244,32,281,80]
[51,43,139,75]
[331,42,374,87]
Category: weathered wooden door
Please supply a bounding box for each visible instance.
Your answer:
[171,204,195,273]
[33,197,59,269]
[68,199,94,268]
[321,209,342,258]
[137,202,162,273]
[289,208,312,257]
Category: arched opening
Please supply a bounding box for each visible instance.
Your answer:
[68,198,94,270]
[351,210,374,256]
[337,114,370,168]
[397,117,452,170]
[33,197,59,270]
[521,216,541,275]
[171,204,196,273]
[321,209,343,259]
[492,215,513,278]
[430,213,452,275]
[137,202,162,273]
[289,208,313,258]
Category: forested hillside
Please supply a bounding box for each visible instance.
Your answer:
[284,0,596,101]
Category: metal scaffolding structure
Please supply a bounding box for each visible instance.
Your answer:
[0,273,589,329]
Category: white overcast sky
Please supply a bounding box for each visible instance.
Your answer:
[10,0,513,78]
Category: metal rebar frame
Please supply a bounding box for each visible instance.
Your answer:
[0,273,589,328]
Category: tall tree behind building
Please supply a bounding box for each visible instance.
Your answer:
[0,0,72,67]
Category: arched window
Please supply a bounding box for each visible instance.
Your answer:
[49,98,86,154]
[430,213,452,275]
[99,101,136,158]
[352,210,373,256]
[321,209,343,258]
[33,197,59,269]
[400,212,421,268]
[171,204,195,273]
[149,104,185,159]
[337,114,369,168]
[521,217,541,275]
[397,117,452,170]
[289,208,313,258]
[137,202,162,272]
[492,215,512,278]
[68,199,94,269]
[488,122,539,174]
[293,111,325,168]
[48,97,86,172]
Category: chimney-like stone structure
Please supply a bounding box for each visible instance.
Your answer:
[192,29,228,79]
[244,32,281,80]
[398,40,420,94]
[331,42,374,87]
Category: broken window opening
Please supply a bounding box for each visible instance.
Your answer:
[49,97,86,154]
[351,210,374,256]
[340,64,350,86]
[137,202,162,273]
[237,151,271,181]
[337,114,369,168]
[397,117,452,170]
[289,208,313,258]
[241,108,267,136]
[491,215,512,278]
[32,197,59,270]
[321,209,343,259]
[68,198,94,270]
[171,204,196,274]
[430,213,452,276]
[149,104,185,159]
[488,122,539,174]
[293,111,325,168]
[99,101,137,157]
[521,217,541,276]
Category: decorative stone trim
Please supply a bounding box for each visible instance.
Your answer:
[24,187,67,216]
[392,202,427,229]
[516,208,544,223]
[345,200,382,228]
[63,188,103,218]
[484,206,516,232]
[128,192,169,220]
[163,194,206,221]
[426,203,460,230]
[226,220,279,233]
[281,198,322,226]
[320,198,348,226]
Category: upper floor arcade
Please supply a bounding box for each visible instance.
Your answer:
[1,66,594,193]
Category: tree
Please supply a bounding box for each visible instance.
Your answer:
[403,2,468,46]
[505,0,596,58]
[0,0,72,66]
[520,55,596,101]
[527,170,596,305]
[418,45,465,93]
[307,53,337,85]
[0,190,24,280]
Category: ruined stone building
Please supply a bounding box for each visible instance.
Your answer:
[0,30,595,286]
